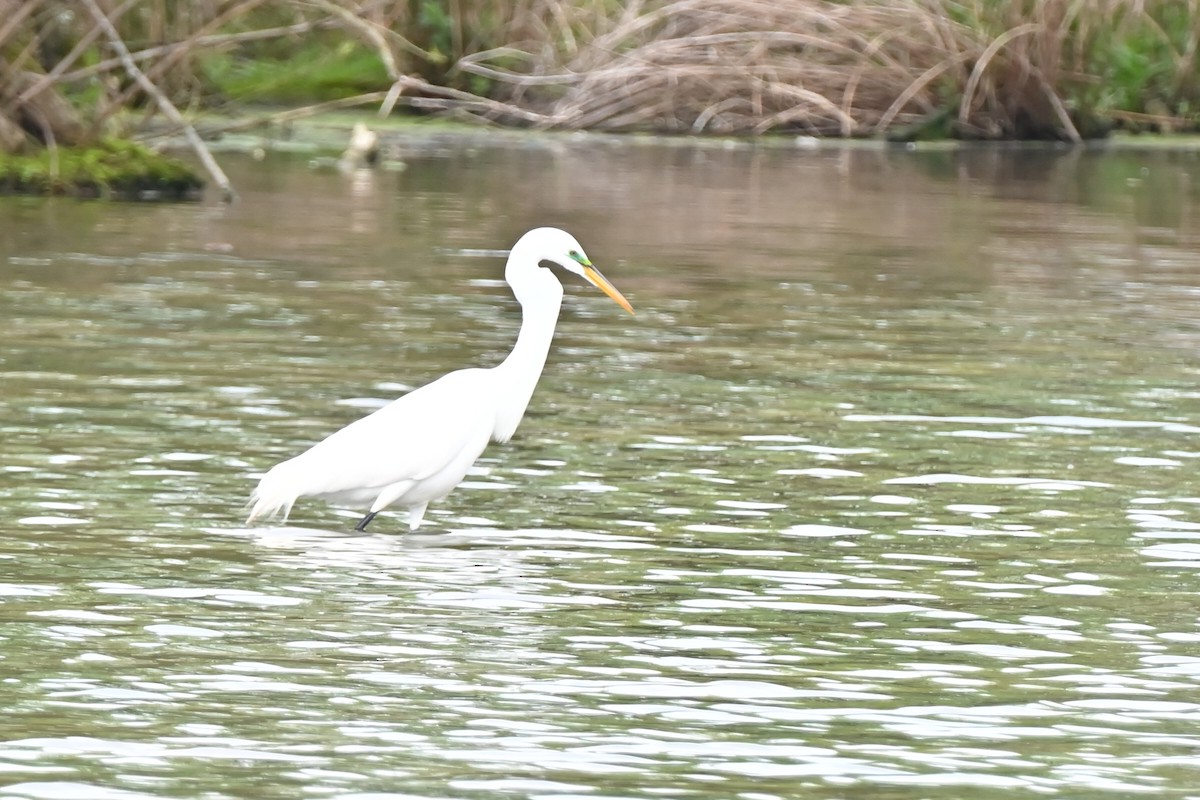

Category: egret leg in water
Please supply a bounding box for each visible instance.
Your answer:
[246,227,634,532]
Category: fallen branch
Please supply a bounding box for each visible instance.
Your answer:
[190,91,391,137]
[391,76,551,125]
[101,0,272,120]
[81,0,236,201]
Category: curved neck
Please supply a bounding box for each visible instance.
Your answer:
[491,283,563,443]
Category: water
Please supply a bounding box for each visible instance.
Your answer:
[2,135,1200,799]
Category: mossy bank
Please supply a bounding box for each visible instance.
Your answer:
[0,139,203,200]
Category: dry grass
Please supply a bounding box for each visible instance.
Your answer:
[449,0,1199,140]
[460,0,968,135]
[1,0,1196,153]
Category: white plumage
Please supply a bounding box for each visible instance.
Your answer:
[246,227,633,531]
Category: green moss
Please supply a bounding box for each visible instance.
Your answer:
[0,139,203,200]
[199,39,390,105]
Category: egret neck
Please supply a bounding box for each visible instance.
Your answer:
[490,258,565,444]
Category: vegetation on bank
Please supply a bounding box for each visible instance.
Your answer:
[0,137,201,198]
[0,139,203,200]
[0,1,1197,196]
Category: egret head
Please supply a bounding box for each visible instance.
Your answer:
[516,227,634,315]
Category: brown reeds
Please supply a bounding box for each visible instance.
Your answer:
[450,0,1197,140]
[0,0,1195,176]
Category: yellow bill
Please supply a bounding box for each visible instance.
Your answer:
[583,265,634,315]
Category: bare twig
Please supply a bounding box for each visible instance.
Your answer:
[958,23,1039,127]
[16,0,139,106]
[81,0,236,201]
[393,76,549,125]
[304,0,435,68]
[102,0,271,118]
[1036,73,1082,143]
[0,0,39,53]
[878,53,970,132]
[0,0,38,50]
[54,20,334,85]
[379,78,406,118]
[190,91,390,136]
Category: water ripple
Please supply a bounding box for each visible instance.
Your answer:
[5,143,1200,800]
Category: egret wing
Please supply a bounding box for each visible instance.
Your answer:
[278,368,494,499]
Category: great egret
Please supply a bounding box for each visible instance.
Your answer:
[247,227,634,532]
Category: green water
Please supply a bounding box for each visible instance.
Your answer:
[2,138,1199,799]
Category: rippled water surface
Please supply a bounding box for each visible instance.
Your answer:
[3,136,1200,799]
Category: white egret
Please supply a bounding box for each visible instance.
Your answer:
[247,227,633,532]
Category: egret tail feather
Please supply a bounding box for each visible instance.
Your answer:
[246,470,298,525]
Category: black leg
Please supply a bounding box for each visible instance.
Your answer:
[354,511,378,532]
